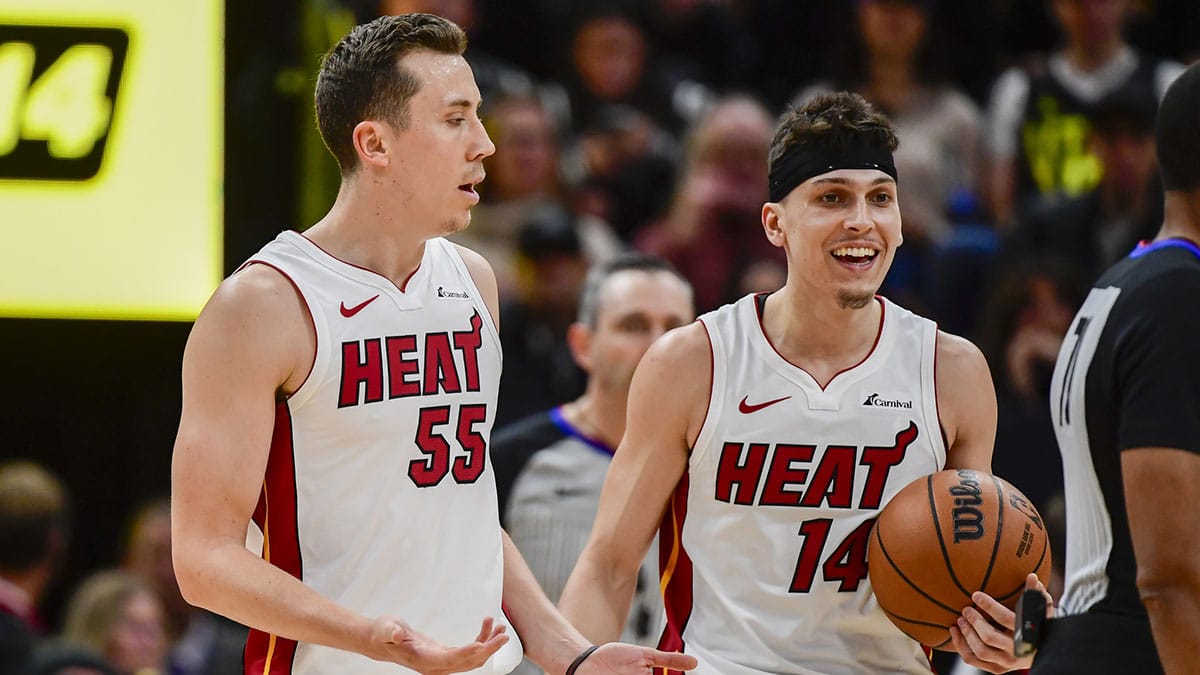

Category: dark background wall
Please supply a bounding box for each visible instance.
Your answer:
[0,0,301,626]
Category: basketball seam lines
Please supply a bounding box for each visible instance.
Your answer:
[993,515,1051,603]
[980,475,1004,593]
[928,475,972,598]
[873,522,963,618]
[878,605,953,649]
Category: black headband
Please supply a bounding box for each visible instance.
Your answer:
[768,138,898,203]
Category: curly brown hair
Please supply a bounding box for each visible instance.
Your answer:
[768,91,898,171]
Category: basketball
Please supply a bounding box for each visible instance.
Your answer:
[867,469,1052,648]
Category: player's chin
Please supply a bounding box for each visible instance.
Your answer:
[439,213,472,236]
[836,287,876,310]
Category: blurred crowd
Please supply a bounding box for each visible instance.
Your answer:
[4,0,1198,673]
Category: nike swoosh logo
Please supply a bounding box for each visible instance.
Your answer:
[738,395,792,414]
[339,294,380,318]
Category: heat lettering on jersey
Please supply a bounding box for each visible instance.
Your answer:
[714,421,918,509]
[337,310,484,407]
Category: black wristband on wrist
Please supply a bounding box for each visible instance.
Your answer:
[565,644,600,675]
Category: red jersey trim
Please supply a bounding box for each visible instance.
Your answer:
[754,293,886,391]
[298,232,422,293]
[239,261,318,399]
[244,402,303,675]
[656,472,694,675]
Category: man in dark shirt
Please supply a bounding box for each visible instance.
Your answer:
[1035,61,1200,675]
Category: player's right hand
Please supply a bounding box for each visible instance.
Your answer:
[369,615,508,674]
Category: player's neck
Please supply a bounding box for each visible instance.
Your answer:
[1158,191,1200,247]
[762,289,882,385]
[306,188,429,285]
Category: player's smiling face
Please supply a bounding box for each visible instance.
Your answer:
[767,168,902,309]
[381,50,495,236]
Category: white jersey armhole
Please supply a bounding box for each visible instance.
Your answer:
[922,321,948,469]
[690,317,724,466]
[436,238,503,356]
[239,258,328,411]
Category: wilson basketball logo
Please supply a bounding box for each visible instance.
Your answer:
[950,472,985,543]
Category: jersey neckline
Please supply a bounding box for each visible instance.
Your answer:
[1130,237,1200,260]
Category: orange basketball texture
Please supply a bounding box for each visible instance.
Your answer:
[867,469,1052,648]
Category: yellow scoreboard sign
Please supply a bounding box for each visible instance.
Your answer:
[0,1,222,320]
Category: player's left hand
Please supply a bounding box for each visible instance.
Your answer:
[950,573,1054,673]
[577,643,698,673]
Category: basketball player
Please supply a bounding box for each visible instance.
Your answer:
[169,13,696,675]
[493,253,695,674]
[1032,61,1200,675]
[559,92,1036,674]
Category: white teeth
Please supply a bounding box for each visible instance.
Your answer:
[832,247,877,258]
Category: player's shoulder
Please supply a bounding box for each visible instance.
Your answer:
[190,263,311,358]
[643,320,712,369]
[447,239,495,278]
[205,263,301,319]
[183,262,313,391]
[1109,248,1200,308]
[445,240,500,329]
[934,330,992,391]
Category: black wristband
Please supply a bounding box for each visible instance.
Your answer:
[565,644,600,675]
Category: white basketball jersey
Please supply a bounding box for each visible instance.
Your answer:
[241,231,522,675]
[658,294,944,675]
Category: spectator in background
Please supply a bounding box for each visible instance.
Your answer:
[986,0,1182,228]
[363,0,536,102]
[793,0,987,314]
[0,461,71,675]
[1006,88,1162,282]
[557,2,706,138]
[642,0,760,95]
[974,259,1086,515]
[496,207,595,427]
[121,501,244,675]
[636,94,784,312]
[22,641,119,675]
[556,3,707,242]
[453,93,622,298]
[60,570,168,675]
[569,103,677,241]
[493,253,695,674]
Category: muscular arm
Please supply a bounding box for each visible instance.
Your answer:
[171,266,375,650]
[171,265,505,671]
[936,331,997,473]
[559,323,710,643]
[1115,272,1200,674]
[500,531,591,673]
[1124,448,1200,675]
[936,331,1039,673]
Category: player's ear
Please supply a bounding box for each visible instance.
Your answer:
[352,120,389,169]
[762,202,787,248]
[566,321,594,373]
